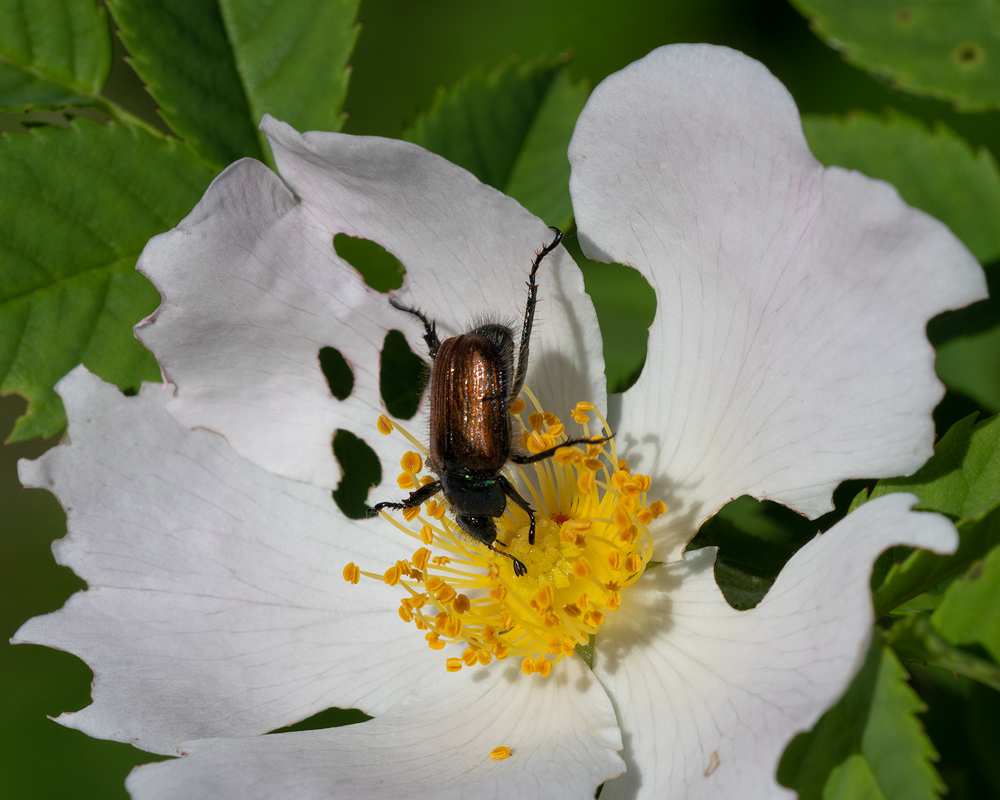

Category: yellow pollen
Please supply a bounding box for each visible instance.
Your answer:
[377,415,394,435]
[350,394,659,676]
[490,746,512,760]
[509,397,526,415]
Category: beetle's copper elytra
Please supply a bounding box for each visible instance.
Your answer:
[366,228,610,576]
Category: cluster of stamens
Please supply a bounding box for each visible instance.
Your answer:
[344,391,663,676]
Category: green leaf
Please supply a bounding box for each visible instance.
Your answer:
[0,118,214,441]
[854,414,1000,615]
[0,0,111,110]
[868,414,1000,520]
[405,56,588,230]
[107,0,262,167]
[803,111,1000,265]
[935,323,1000,414]
[886,613,1000,692]
[217,0,359,138]
[791,0,1000,111]
[932,544,1000,663]
[108,0,359,170]
[779,637,944,800]
[687,495,819,609]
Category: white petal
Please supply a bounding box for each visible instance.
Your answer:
[13,369,460,753]
[569,44,987,556]
[138,119,606,490]
[126,657,624,800]
[592,493,957,800]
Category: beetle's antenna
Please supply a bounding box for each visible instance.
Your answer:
[510,227,562,400]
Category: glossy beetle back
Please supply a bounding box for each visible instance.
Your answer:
[429,331,513,472]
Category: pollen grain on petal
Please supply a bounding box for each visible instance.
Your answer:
[490,746,512,760]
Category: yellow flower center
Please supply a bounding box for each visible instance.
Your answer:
[345,390,664,676]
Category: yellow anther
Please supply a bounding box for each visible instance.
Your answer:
[412,548,431,571]
[562,603,582,618]
[528,411,544,430]
[650,500,667,518]
[510,397,526,414]
[489,585,507,602]
[436,584,457,604]
[578,472,596,493]
[625,554,643,573]
[463,647,479,666]
[377,415,394,435]
[554,447,577,466]
[482,626,499,645]
[397,472,416,490]
[531,586,554,612]
[420,525,434,545]
[536,659,552,677]
[572,557,591,579]
[583,458,602,472]
[383,566,401,586]
[398,605,413,623]
[426,576,444,592]
[619,524,638,544]
[402,506,420,522]
[420,475,436,486]
[401,452,423,473]
[613,505,632,532]
[521,657,534,676]
[637,507,654,525]
[453,594,471,614]
[426,500,446,519]
[342,563,360,584]
[611,471,628,491]
[547,423,565,437]
[617,459,630,473]
[493,644,509,660]
[606,551,623,570]
[490,746,512,761]
[431,556,450,566]
[446,658,463,673]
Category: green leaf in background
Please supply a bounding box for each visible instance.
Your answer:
[851,414,1000,615]
[886,613,1000,692]
[0,118,214,442]
[932,545,1000,663]
[779,637,944,800]
[217,0,359,139]
[108,0,360,170]
[0,0,111,110]
[404,55,588,230]
[791,0,1000,111]
[107,0,264,167]
[803,111,1000,265]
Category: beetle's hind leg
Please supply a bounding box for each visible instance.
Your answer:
[389,296,441,358]
[366,479,442,517]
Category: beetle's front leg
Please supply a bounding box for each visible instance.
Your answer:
[499,476,537,545]
[366,479,443,517]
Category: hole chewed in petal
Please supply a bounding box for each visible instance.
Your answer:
[332,234,405,293]
[266,707,371,734]
[331,429,381,519]
[318,346,354,400]
[379,330,427,420]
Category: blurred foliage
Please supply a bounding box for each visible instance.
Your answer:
[3,0,1000,798]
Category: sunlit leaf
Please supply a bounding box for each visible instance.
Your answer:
[0,118,213,441]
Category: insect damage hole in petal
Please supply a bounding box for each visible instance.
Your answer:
[379,330,427,420]
[332,429,382,519]
[332,233,405,293]
[318,347,354,400]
